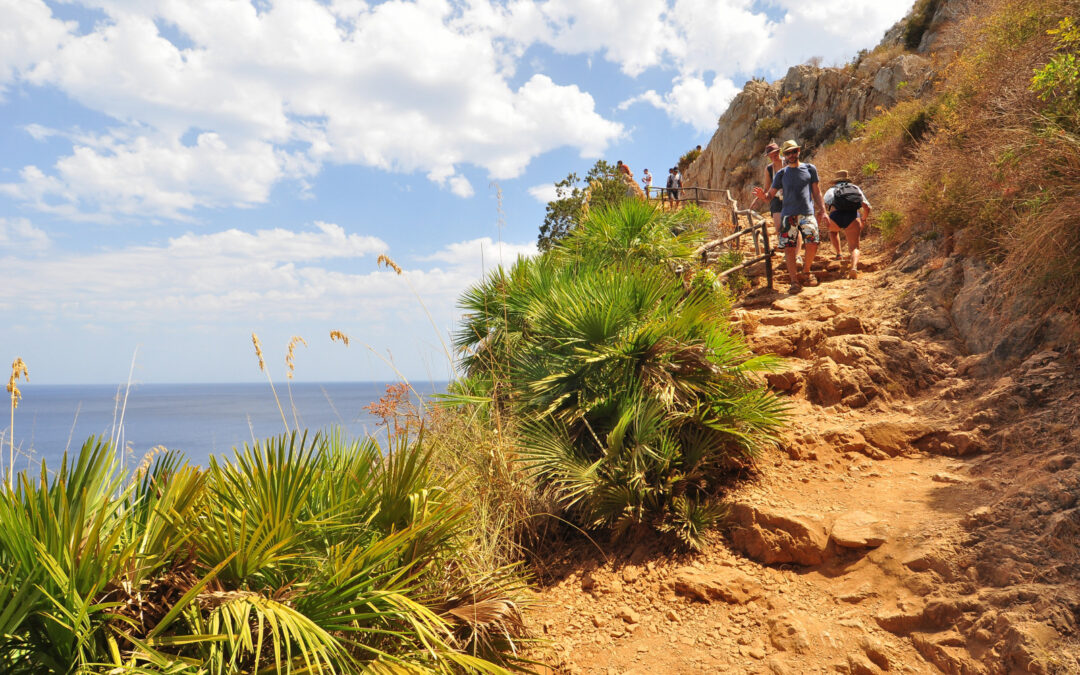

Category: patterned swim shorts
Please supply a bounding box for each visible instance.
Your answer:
[778,214,820,249]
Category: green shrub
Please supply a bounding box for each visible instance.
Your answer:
[456,199,786,549]
[874,209,903,240]
[755,116,783,140]
[678,147,703,173]
[1032,18,1080,129]
[862,160,880,176]
[0,434,528,673]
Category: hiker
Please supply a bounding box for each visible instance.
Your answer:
[752,139,826,290]
[617,160,632,179]
[666,167,678,203]
[823,169,873,278]
[642,168,652,198]
[675,167,682,200]
[762,142,784,239]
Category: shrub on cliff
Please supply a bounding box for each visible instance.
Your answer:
[456,199,785,548]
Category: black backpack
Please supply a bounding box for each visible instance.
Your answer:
[832,182,863,211]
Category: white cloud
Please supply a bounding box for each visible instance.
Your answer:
[1,0,912,220]
[528,183,559,203]
[418,236,536,275]
[621,75,741,133]
[0,0,71,98]
[0,217,50,252]
[0,225,535,327]
[4,0,624,220]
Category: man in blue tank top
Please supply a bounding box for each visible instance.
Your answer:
[753,139,826,290]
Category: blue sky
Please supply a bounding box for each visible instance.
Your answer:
[1,0,912,385]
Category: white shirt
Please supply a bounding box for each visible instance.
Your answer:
[824,184,871,210]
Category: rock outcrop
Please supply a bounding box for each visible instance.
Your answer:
[683,1,959,203]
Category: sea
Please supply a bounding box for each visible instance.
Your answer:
[3,381,446,474]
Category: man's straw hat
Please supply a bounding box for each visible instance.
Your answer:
[780,139,800,154]
[833,169,851,183]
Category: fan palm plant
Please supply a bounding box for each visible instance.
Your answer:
[454,198,787,548]
[0,432,528,674]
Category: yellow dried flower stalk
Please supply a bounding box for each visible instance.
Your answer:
[329,330,350,347]
[285,336,307,379]
[377,254,402,275]
[251,333,266,371]
[8,357,28,490]
[7,358,28,410]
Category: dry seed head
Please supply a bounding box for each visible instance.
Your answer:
[7,357,28,409]
[377,254,402,275]
[135,445,170,478]
[285,335,307,380]
[251,333,266,372]
[329,330,350,347]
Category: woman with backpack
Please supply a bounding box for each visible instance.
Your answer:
[823,170,872,279]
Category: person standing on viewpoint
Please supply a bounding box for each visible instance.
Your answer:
[752,139,826,290]
[761,142,784,240]
[642,168,652,198]
[823,169,873,278]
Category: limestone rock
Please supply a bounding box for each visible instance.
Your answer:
[875,601,927,635]
[830,510,888,548]
[911,631,986,675]
[767,612,812,654]
[729,503,829,566]
[847,652,883,675]
[614,606,639,624]
[672,566,764,605]
[859,420,934,457]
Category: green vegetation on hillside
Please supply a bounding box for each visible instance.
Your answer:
[536,160,629,252]
[815,0,1080,312]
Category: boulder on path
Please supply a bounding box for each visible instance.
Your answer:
[830,510,888,549]
[729,503,829,566]
[672,566,763,605]
[859,420,934,457]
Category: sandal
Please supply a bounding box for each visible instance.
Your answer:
[803,274,819,287]
[847,269,859,279]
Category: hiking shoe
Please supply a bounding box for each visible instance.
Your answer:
[788,283,802,294]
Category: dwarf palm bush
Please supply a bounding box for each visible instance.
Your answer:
[455,199,785,548]
[0,433,526,673]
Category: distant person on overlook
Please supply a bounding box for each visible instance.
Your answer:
[642,168,652,198]
[823,169,873,279]
[752,139,826,291]
[666,167,678,204]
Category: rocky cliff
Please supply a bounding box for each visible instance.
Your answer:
[684,0,957,203]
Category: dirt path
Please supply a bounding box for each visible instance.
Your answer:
[527,243,1080,674]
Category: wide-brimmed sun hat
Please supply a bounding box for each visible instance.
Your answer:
[764,142,779,155]
[833,169,851,182]
[780,140,800,154]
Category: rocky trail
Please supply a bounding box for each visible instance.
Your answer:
[527,240,1080,674]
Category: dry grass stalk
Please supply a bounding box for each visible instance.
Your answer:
[251,332,289,432]
[376,254,402,275]
[329,330,350,347]
[285,335,308,429]
[7,357,28,490]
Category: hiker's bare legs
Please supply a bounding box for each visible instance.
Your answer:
[802,243,819,275]
[845,221,861,272]
[785,247,801,285]
[824,215,842,258]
